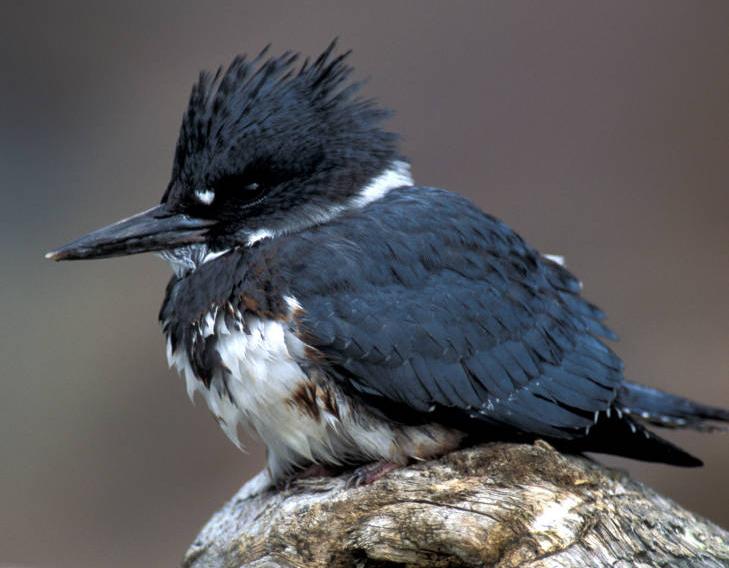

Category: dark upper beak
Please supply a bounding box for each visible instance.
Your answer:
[46,204,215,261]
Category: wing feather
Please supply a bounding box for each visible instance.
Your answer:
[283,187,624,439]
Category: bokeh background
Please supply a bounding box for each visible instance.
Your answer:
[2,1,728,566]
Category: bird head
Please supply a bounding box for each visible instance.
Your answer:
[47,42,404,270]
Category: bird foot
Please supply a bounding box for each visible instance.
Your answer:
[277,463,339,491]
[346,461,400,488]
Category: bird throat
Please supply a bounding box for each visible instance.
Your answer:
[158,244,229,277]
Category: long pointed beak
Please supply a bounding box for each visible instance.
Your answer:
[46,205,215,261]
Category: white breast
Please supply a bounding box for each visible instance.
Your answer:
[165,297,464,483]
[165,307,403,480]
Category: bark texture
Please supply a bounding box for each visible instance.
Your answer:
[184,441,729,567]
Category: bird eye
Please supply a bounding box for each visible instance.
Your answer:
[207,173,269,209]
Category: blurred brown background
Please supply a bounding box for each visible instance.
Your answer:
[2,1,728,566]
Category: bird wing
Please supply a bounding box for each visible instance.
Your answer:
[286,187,624,439]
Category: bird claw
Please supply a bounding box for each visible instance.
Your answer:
[346,461,400,488]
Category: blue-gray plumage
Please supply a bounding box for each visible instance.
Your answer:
[281,186,620,430]
[49,41,729,488]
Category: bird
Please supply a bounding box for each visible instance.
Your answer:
[47,41,729,489]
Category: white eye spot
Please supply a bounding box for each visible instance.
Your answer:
[245,182,260,191]
[195,189,215,205]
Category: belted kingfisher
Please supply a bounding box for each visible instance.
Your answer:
[48,42,728,487]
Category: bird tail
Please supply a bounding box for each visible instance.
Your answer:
[617,381,729,432]
[559,381,729,468]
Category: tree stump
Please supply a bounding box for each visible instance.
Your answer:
[183,441,729,567]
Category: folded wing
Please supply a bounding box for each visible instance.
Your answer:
[287,187,624,440]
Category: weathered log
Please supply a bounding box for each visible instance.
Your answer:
[183,441,729,567]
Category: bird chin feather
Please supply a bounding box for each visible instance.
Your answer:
[158,244,230,277]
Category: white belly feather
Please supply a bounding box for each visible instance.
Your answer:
[165,310,407,480]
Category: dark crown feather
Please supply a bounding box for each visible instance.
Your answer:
[172,41,394,178]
